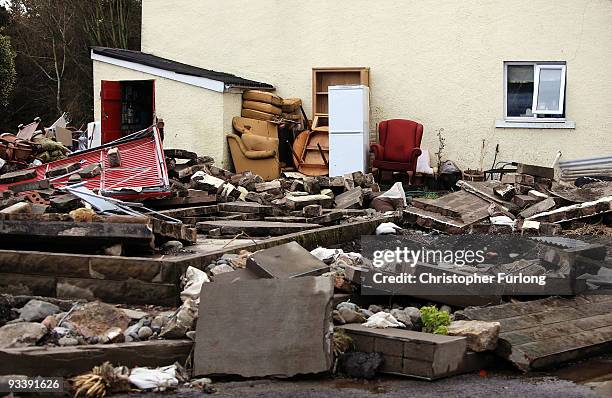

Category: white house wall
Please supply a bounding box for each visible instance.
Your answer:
[141,0,612,169]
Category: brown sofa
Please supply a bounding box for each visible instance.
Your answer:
[227,130,280,181]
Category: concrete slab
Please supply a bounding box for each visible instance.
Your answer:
[456,295,612,371]
[338,324,467,380]
[247,241,330,278]
[194,276,334,377]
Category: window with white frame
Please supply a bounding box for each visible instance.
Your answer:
[504,62,566,120]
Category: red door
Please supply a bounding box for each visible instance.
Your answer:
[101,80,122,144]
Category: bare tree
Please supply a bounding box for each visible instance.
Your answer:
[9,0,76,114]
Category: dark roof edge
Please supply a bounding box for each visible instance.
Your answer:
[91,47,274,90]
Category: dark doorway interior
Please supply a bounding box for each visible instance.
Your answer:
[101,80,155,144]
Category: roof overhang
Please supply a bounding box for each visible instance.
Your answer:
[92,50,227,92]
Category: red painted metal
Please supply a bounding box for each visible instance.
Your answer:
[0,128,171,201]
[101,80,122,144]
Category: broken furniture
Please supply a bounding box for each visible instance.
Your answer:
[328,85,370,176]
[226,132,280,181]
[232,116,278,139]
[292,123,329,177]
[241,90,283,122]
[371,119,423,183]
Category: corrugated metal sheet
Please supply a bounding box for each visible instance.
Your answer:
[0,128,171,200]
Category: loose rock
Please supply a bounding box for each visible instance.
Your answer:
[339,352,384,379]
[17,299,60,322]
[447,320,501,352]
[0,322,47,348]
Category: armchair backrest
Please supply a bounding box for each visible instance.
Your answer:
[378,119,423,162]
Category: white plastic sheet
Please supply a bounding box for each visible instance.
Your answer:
[362,312,405,328]
[378,182,407,207]
[375,222,402,235]
[180,266,210,304]
[128,365,179,390]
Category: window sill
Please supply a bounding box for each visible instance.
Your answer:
[495,120,575,129]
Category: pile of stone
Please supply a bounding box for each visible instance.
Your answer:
[0,297,193,349]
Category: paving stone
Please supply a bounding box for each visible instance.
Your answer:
[247,241,330,278]
[194,276,334,377]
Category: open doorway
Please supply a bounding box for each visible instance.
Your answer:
[101,80,155,144]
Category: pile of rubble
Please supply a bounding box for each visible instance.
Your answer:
[405,162,612,235]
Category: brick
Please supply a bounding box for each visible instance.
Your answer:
[512,194,538,208]
[9,179,50,193]
[516,163,554,179]
[0,169,37,184]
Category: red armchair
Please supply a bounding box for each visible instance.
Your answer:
[371,119,423,182]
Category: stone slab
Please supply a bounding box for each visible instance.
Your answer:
[246,241,330,278]
[194,276,334,377]
[338,324,467,380]
[0,340,192,377]
[456,295,612,371]
[196,220,320,236]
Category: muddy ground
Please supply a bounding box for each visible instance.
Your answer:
[118,354,612,398]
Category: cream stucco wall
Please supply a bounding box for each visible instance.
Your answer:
[93,61,241,167]
[140,0,612,169]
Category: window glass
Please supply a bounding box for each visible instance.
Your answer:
[536,68,562,112]
[507,65,534,117]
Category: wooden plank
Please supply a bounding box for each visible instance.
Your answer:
[146,191,217,209]
[0,340,192,377]
[156,205,219,218]
[196,220,321,236]
[516,163,555,179]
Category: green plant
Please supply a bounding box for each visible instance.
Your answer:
[420,305,451,335]
[420,192,439,200]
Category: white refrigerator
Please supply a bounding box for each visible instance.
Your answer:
[328,85,370,177]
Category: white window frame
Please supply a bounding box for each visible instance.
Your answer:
[532,64,566,115]
[503,61,566,123]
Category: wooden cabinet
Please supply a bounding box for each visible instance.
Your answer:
[311,67,369,119]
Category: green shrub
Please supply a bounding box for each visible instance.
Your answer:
[420,306,451,335]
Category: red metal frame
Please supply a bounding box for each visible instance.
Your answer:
[0,128,171,201]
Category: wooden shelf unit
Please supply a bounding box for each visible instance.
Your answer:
[311,67,370,120]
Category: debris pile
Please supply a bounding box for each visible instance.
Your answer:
[405,162,612,235]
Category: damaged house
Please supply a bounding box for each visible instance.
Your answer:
[91,0,612,170]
